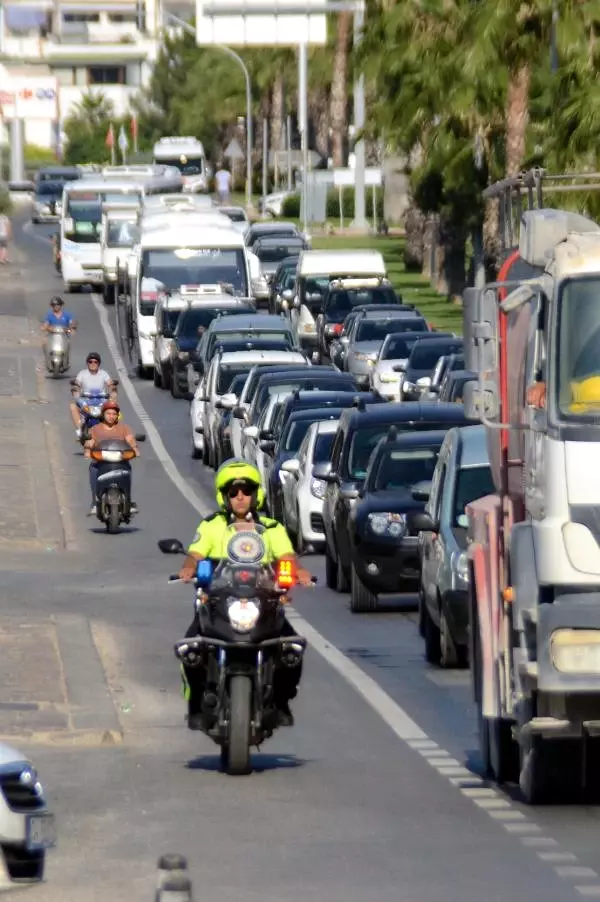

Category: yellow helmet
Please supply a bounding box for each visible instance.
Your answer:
[215,458,265,510]
[569,375,600,412]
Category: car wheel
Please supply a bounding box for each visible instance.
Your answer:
[325,546,337,589]
[294,510,304,554]
[423,600,441,664]
[350,562,378,612]
[418,585,426,638]
[153,367,163,388]
[335,552,349,593]
[439,604,467,669]
[171,375,183,399]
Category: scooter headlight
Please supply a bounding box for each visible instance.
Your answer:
[227,598,260,632]
[89,405,101,416]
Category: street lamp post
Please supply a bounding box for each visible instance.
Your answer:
[166,14,253,209]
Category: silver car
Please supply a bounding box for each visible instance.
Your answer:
[344,310,428,389]
[370,331,435,401]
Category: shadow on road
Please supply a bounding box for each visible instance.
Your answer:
[186,752,307,774]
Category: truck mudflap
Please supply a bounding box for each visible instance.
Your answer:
[537,592,600,692]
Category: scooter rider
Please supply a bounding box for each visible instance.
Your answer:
[41,296,76,360]
[70,352,117,439]
[177,459,313,730]
[84,400,139,516]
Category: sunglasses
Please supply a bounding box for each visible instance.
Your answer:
[227,483,255,498]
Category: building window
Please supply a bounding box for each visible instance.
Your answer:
[87,66,126,86]
[108,13,137,23]
[63,13,99,23]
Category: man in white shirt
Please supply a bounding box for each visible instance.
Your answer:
[70,351,117,438]
[214,164,232,206]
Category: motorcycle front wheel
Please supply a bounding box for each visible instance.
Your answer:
[105,486,121,534]
[225,675,252,775]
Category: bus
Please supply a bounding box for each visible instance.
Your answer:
[152,137,208,194]
[60,168,183,292]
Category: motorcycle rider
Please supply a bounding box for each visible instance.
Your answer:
[40,297,76,364]
[70,352,117,439]
[84,400,139,516]
[177,459,313,730]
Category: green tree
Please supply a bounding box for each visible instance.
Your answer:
[63,91,117,164]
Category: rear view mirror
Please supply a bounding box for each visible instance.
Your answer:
[410,512,437,532]
[233,406,246,420]
[244,425,259,439]
[411,480,432,502]
[259,439,276,453]
[312,461,335,482]
[281,458,300,475]
[219,393,237,410]
[158,538,185,554]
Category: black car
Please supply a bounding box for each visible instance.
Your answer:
[402,337,464,402]
[244,222,301,247]
[316,284,409,359]
[428,352,466,399]
[347,429,447,612]
[438,369,477,404]
[265,390,384,518]
[268,256,300,314]
[169,302,255,398]
[32,181,64,223]
[316,401,477,595]
[243,367,357,432]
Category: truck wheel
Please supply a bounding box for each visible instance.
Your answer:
[350,563,378,612]
[519,735,581,804]
[489,716,519,785]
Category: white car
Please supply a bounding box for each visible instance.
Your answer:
[229,353,309,458]
[244,391,290,480]
[281,419,339,551]
[0,742,56,887]
[370,331,431,401]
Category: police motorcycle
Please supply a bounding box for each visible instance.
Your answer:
[71,379,120,446]
[159,531,309,776]
[45,326,72,377]
[91,435,145,533]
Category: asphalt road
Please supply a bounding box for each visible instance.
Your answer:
[6,215,600,902]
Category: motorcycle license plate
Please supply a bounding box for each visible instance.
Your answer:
[25,812,56,851]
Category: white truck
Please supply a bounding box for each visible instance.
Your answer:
[100,202,141,306]
[152,137,208,194]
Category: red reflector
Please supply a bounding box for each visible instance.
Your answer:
[239,570,250,582]
[332,323,343,334]
[141,291,158,301]
[277,559,296,588]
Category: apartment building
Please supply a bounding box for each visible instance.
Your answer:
[0,0,192,149]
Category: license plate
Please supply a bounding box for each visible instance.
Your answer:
[25,813,56,851]
[84,270,102,279]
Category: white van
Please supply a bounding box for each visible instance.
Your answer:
[126,217,254,376]
[100,202,141,305]
[152,137,208,193]
[290,249,387,357]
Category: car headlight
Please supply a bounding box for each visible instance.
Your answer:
[310,477,326,499]
[227,598,260,632]
[367,512,407,537]
[19,766,45,799]
[355,352,377,363]
[452,550,469,583]
[379,373,399,383]
[178,351,189,361]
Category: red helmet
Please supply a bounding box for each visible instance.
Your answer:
[102,400,120,415]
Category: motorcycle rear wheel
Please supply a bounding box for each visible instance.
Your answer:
[225,675,252,775]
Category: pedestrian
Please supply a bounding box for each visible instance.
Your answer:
[214,163,232,206]
[0,211,11,264]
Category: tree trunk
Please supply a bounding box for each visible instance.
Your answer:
[271,75,285,184]
[309,86,330,161]
[330,11,351,167]
[403,202,427,272]
[505,63,530,177]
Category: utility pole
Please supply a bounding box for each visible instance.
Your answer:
[350,2,367,229]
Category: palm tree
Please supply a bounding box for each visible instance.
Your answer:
[330,11,351,165]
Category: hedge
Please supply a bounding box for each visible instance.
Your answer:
[282,187,384,221]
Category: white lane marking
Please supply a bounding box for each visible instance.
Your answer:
[89,289,599,899]
[576,887,600,897]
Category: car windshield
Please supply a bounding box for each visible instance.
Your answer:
[228,373,249,397]
[217,364,253,395]
[255,377,354,419]
[222,210,246,222]
[157,156,203,175]
[283,420,313,451]
[356,319,422,342]
[314,431,335,462]
[326,287,397,317]
[453,465,495,526]
[556,277,600,419]
[255,244,304,263]
[373,447,439,491]
[348,421,460,479]
[380,335,422,360]
[65,191,140,243]
[107,221,140,248]
[178,307,252,339]
[163,309,182,332]
[409,341,463,369]
[36,182,63,197]
[141,248,248,295]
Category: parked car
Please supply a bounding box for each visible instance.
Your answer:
[346,428,448,612]
[317,401,477,594]
[401,336,464,402]
[281,419,339,552]
[417,424,495,667]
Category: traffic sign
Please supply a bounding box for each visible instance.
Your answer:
[224,137,244,160]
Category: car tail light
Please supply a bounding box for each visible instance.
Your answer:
[276,558,296,589]
[140,291,158,302]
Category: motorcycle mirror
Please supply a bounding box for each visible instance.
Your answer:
[69,379,78,387]
[135,433,146,442]
[158,538,186,555]
[112,378,120,387]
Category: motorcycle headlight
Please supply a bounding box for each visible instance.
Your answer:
[310,477,326,499]
[452,550,469,583]
[367,512,407,537]
[227,598,260,632]
[89,406,101,416]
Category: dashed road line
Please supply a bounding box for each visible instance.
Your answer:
[87,287,600,900]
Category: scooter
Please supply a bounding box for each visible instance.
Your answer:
[71,378,120,446]
[45,326,71,377]
[91,435,145,533]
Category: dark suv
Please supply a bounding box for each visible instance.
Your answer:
[316,401,476,593]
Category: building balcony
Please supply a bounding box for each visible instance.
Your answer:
[2,33,158,63]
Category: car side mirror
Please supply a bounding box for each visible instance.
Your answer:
[259,429,273,440]
[392,363,406,372]
[341,486,360,501]
[292,296,300,309]
[281,458,300,475]
[158,538,185,554]
[282,289,293,301]
[312,461,335,482]
[259,439,276,453]
[219,393,237,410]
[410,512,438,533]
[233,406,246,420]
[244,425,259,439]
[183,392,195,402]
[411,480,432,502]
